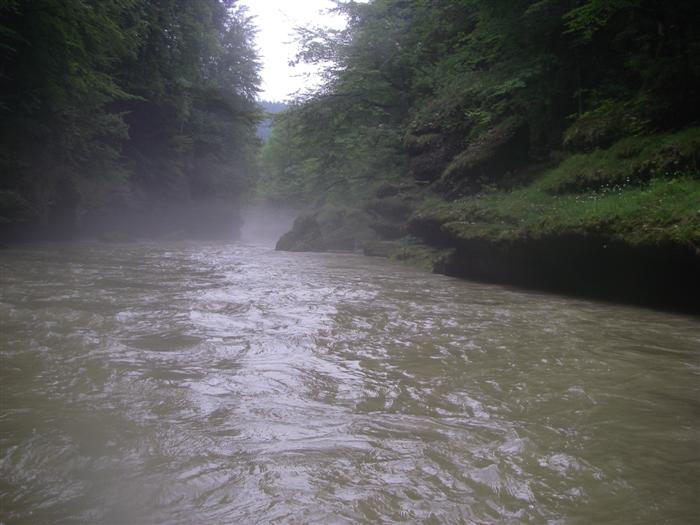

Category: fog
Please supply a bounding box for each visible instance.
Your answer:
[240,205,298,247]
[76,202,298,246]
[75,199,246,242]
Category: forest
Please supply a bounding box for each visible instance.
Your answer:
[261,0,700,308]
[0,0,260,240]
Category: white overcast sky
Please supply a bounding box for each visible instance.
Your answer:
[239,0,346,101]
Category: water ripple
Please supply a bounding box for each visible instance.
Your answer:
[1,242,698,523]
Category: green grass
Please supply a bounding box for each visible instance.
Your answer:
[388,241,453,271]
[540,127,700,194]
[416,129,700,246]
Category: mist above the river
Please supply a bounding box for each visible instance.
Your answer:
[75,197,246,242]
[240,205,297,247]
[77,200,297,245]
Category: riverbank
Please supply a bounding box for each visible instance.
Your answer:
[276,128,700,313]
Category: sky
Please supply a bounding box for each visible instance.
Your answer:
[239,0,346,101]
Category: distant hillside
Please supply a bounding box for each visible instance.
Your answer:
[257,101,288,141]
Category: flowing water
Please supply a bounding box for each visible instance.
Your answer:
[1,241,698,524]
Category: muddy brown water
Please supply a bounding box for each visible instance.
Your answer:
[1,241,698,523]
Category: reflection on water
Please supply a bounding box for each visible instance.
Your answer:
[1,241,698,523]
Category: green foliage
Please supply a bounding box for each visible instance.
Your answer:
[562,98,653,151]
[543,128,700,193]
[116,0,261,203]
[257,109,317,205]
[0,0,260,235]
[1,0,136,219]
[440,176,700,246]
[257,0,426,208]
[257,92,405,207]
[387,241,453,272]
[563,0,637,41]
[418,131,700,246]
[260,0,700,208]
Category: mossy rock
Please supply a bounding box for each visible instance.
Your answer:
[403,132,444,155]
[362,238,454,272]
[563,99,652,152]
[370,218,406,240]
[365,188,421,240]
[362,240,401,257]
[407,211,456,247]
[388,242,454,273]
[365,196,415,221]
[407,148,455,182]
[275,214,325,252]
[542,128,700,194]
[438,117,529,194]
[317,207,376,250]
[374,182,401,198]
[633,143,700,181]
[373,181,420,199]
[276,206,377,252]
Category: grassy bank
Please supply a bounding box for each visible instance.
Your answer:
[413,128,700,248]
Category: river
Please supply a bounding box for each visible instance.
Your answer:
[1,241,698,523]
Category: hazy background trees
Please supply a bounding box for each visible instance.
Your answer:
[0,0,260,239]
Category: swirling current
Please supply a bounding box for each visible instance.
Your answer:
[1,241,698,523]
